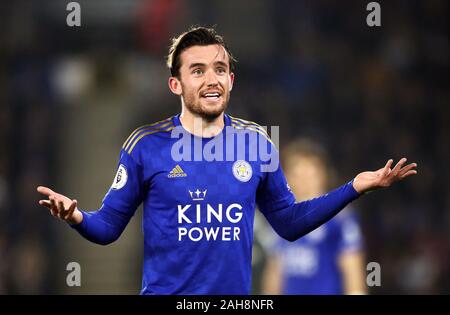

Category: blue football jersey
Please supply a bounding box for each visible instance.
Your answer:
[102,114,295,294]
[272,209,363,294]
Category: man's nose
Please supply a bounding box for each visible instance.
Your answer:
[205,70,219,86]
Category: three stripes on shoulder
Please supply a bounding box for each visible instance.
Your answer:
[229,116,273,146]
[122,115,273,154]
[122,117,175,154]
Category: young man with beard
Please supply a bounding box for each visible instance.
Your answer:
[37,26,417,294]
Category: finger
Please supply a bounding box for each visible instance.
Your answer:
[398,162,417,177]
[399,169,417,179]
[63,199,75,220]
[60,199,74,219]
[49,196,58,216]
[64,200,77,221]
[391,158,407,176]
[37,186,55,197]
[51,196,61,217]
[39,200,52,209]
[57,200,66,218]
[383,159,393,176]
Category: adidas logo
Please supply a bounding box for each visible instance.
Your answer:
[168,165,187,178]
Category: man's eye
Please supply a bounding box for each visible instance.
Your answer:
[216,68,226,74]
[193,69,203,75]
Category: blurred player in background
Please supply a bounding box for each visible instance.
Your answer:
[262,139,367,295]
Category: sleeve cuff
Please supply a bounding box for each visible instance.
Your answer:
[347,180,362,200]
[69,210,89,231]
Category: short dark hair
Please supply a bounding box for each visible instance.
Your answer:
[166,26,237,77]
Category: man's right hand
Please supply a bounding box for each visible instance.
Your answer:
[37,186,83,225]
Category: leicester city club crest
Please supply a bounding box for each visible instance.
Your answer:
[232,160,252,182]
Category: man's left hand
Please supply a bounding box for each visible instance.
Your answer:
[352,158,417,194]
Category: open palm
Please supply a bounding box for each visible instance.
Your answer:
[353,158,417,194]
[37,186,82,224]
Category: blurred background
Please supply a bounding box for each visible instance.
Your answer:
[0,0,448,294]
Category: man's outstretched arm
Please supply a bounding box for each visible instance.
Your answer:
[37,186,132,245]
[261,158,417,242]
[37,145,144,245]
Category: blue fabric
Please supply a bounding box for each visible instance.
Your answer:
[272,209,363,294]
[261,181,360,242]
[71,113,360,294]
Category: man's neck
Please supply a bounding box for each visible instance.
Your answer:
[179,108,225,138]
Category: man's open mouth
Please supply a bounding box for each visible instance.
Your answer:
[201,92,221,101]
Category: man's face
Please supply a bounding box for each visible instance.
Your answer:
[171,44,234,121]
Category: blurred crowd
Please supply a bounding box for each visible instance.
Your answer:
[0,0,448,294]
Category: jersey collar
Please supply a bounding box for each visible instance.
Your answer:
[173,113,232,129]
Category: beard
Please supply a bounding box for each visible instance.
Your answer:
[181,86,230,122]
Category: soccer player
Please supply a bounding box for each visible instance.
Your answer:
[262,139,367,295]
[37,26,417,295]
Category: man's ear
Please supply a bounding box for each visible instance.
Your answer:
[229,72,235,92]
[168,76,182,96]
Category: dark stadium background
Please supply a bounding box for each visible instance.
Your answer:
[0,0,448,294]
